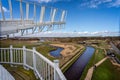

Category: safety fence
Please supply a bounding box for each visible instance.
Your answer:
[0,45,66,80]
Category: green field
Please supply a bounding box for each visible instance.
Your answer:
[92,59,120,80]
[94,48,106,63]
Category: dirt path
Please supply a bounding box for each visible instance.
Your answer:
[85,57,108,80]
[95,57,108,67]
[109,57,120,67]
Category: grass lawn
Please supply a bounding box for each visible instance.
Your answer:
[92,59,120,80]
[98,41,109,49]
[94,48,106,63]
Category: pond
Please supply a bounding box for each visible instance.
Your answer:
[50,47,64,58]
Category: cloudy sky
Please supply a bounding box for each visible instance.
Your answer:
[0,0,120,34]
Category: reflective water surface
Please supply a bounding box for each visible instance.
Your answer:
[64,46,95,80]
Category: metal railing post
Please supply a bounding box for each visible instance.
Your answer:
[33,47,38,79]
[23,46,26,69]
[10,45,13,66]
[33,47,36,70]
[54,60,59,80]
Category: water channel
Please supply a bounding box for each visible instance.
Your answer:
[64,46,95,80]
[49,46,95,80]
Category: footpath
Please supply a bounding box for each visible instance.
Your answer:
[85,57,108,80]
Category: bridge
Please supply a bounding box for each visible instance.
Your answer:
[0,0,67,36]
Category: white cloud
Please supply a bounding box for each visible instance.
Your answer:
[0,6,9,13]
[80,0,120,8]
[109,0,120,7]
[21,31,119,37]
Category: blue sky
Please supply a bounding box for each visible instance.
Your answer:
[0,0,120,33]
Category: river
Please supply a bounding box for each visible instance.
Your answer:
[64,46,95,80]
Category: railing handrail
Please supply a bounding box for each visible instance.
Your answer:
[0,46,66,80]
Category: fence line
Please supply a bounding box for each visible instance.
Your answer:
[0,45,66,80]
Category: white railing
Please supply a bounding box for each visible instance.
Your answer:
[0,45,66,80]
[0,64,15,80]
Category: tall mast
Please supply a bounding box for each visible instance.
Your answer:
[118,16,120,36]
